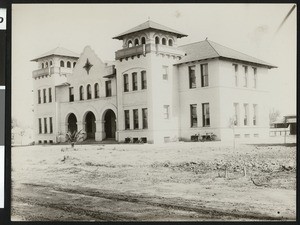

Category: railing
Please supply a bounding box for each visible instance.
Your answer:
[115,43,185,60]
[32,66,73,78]
[269,127,290,136]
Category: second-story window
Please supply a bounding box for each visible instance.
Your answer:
[253,67,257,88]
[60,60,65,67]
[155,36,160,44]
[189,65,196,89]
[38,90,41,104]
[243,66,248,87]
[162,66,168,80]
[69,87,74,102]
[94,83,99,98]
[128,40,133,48]
[106,80,112,97]
[162,38,167,45]
[190,104,197,127]
[134,39,139,46]
[67,61,71,68]
[73,62,76,67]
[48,88,52,103]
[87,84,92,99]
[141,37,146,45]
[43,89,46,103]
[201,64,209,87]
[123,74,129,92]
[233,64,238,87]
[132,72,138,91]
[141,71,147,89]
[168,39,173,46]
[79,86,84,100]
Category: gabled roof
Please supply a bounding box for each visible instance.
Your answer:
[113,20,187,40]
[31,47,80,61]
[176,39,276,68]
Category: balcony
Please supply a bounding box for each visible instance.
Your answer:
[115,43,185,60]
[32,66,73,79]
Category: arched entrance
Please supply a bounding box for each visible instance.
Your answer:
[85,111,96,140]
[67,113,77,133]
[104,109,116,139]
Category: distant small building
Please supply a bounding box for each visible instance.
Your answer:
[270,115,297,136]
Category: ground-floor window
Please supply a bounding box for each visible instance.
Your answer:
[49,117,53,134]
[202,103,210,127]
[38,118,42,134]
[133,109,139,129]
[142,108,148,129]
[44,118,47,133]
[190,104,197,127]
[124,110,130,130]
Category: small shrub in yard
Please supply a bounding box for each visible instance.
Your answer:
[65,130,85,148]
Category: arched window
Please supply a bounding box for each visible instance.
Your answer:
[87,84,92,99]
[79,86,84,100]
[41,63,44,68]
[67,61,71,68]
[168,39,173,46]
[155,36,160,44]
[134,38,139,46]
[60,60,65,67]
[45,62,48,68]
[73,62,76,67]
[50,61,53,66]
[94,83,99,98]
[162,38,167,45]
[128,40,133,48]
[141,37,146,45]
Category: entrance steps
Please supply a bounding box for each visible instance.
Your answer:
[79,138,118,145]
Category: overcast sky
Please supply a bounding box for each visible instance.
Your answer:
[12,4,296,128]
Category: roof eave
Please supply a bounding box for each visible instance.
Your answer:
[30,54,79,62]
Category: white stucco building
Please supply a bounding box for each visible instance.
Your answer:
[31,20,276,144]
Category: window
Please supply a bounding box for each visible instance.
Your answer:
[233,103,239,126]
[141,37,146,45]
[162,66,168,80]
[94,83,99,98]
[155,36,160,44]
[45,62,48,68]
[243,66,248,87]
[48,88,52,103]
[50,61,53,66]
[233,64,238,87]
[124,110,130,130]
[43,89,46,103]
[41,63,44,69]
[79,86,84,100]
[134,38,139,46]
[168,39,173,46]
[87,84,92,99]
[38,90,41,104]
[132,72,138,91]
[67,61,71,68]
[253,104,257,126]
[69,87,74,102]
[60,60,65,67]
[142,108,148,129]
[106,80,112,97]
[253,67,257,88]
[189,66,196,89]
[162,38,166,45]
[201,64,209,87]
[128,40,133,48]
[163,105,170,119]
[44,118,47,134]
[141,71,147,89]
[123,74,129,92]
[49,117,53,134]
[73,62,76,67]
[38,118,42,134]
[202,103,210,127]
[243,104,248,126]
[190,104,197,127]
[133,109,139,129]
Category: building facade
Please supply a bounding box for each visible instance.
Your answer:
[32,20,276,144]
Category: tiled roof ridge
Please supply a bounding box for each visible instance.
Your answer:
[205,39,221,57]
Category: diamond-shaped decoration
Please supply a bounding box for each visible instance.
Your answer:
[83,58,93,74]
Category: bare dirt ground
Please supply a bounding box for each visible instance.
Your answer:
[11,136,296,221]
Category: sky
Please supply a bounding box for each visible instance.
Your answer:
[12,4,297,128]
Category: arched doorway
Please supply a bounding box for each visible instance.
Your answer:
[104,109,116,139]
[85,111,96,140]
[67,113,77,133]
